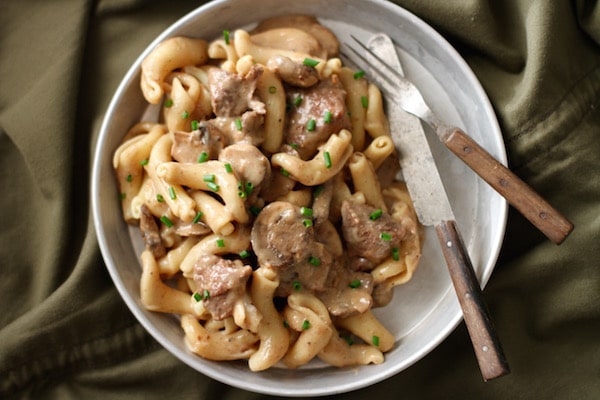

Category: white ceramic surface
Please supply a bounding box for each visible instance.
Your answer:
[92,0,508,396]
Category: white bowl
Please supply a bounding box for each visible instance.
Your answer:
[92,0,507,396]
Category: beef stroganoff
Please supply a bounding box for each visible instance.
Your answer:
[113,15,422,370]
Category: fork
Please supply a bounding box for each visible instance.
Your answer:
[343,35,574,246]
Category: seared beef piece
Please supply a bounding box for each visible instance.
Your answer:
[250,201,314,269]
[208,65,263,117]
[171,125,224,163]
[285,75,351,159]
[193,254,252,320]
[341,200,407,265]
[139,204,166,259]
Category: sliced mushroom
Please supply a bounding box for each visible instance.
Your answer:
[140,204,166,259]
[267,55,319,88]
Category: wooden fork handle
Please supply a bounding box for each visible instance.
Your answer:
[436,220,510,381]
[442,127,574,244]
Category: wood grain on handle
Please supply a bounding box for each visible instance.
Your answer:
[436,220,510,381]
[442,128,574,244]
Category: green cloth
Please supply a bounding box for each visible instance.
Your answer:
[1,0,598,398]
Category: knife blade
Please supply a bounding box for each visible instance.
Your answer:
[367,33,510,381]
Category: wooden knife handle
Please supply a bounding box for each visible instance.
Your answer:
[442,127,573,244]
[436,220,510,381]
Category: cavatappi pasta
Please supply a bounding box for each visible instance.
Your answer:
[113,14,423,370]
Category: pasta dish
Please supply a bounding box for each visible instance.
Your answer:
[112,15,422,370]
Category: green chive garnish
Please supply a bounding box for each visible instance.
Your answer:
[349,279,361,289]
[250,205,262,215]
[203,174,216,183]
[164,98,173,108]
[235,118,243,131]
[268,85,277,94]
[197,152,209,163]
[293,281,302,291]
[193,292,202,302]
[280,168,290,177]
[140,159,149,166]
[354,70,365,79]
[120,193,126,200]
[289,143,299,149]
[369,209,383,220]
[302,320,311,330]
[192,211,203,224]
[306,119,316,132]
[343,335,354,346]
[216,239,225,248]
[181,110,190,119]
[324,151,332,168]
[313,185,324,197]
[361,95,369,108]
[308,256,321,266]
[323,111,332,123]
[223,30,230,45]
[207,182,220,192]
[191,120,199,130]
[224,163,233,173]
[126,174,133,182]
[380,232,392,241]
[303,58,319,67]
[156,194,165,203]
[294,96,302,107]
[372,335,380,346]
[303,219,313,228]
[239,250,250,259]
[160,215,173,228]
[300,207,313,217]
[168,186,177,200]
[202,289,210,299]
[392,247,400,261]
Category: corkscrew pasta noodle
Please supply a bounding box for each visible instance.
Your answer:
[113,15,423,371]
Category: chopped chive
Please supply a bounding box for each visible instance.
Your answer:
[361,95,369,108]
[372,335,380,346]
[293,281,302,291]
[126,174,133,182]
[239,249,250,259]
[302,319,311,330]
[181,110,190,119]
[191,120,199,130]
[245,181,254,195]
[206,182,220,192]
[164,98,173,108]
[303,219,313,228]
[193,292,202,302]
[197,151,209,163]
[120,192,126,200]
[303,57,320,67]
[283,320,289,328]
[160,215,173,228]
[268,85,277,94]
[224,163,233,173]
[369,209,383,220]
[235,117,243,131]
[323,110,332,124]
[203,174,216,183]
[223,29,230,45]
[249,205,262,215]
[300,207,313,217]
[313,185,324,197]
[280,168,290,177]
[324,151,332,168]
[308,256,321,266]
[380,232,392,241]
[216,238,225,248]
[140,159,149,166]
[202,289,210,299]
[342,335,354,346]
[294,95,303,107]
[168,186,177,200]
[306,118,316,132]
[289,143,299,150]
[349,279,361,289]
[392,247,400,261]
[238,190,246,198]
[156,193,165,203]
[354,70,365,79]
[192,211,203,224]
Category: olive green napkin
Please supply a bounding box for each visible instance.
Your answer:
[1,0,598,399]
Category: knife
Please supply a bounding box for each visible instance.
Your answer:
[367,33,510,381]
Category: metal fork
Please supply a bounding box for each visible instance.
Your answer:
[343,35,574,246]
